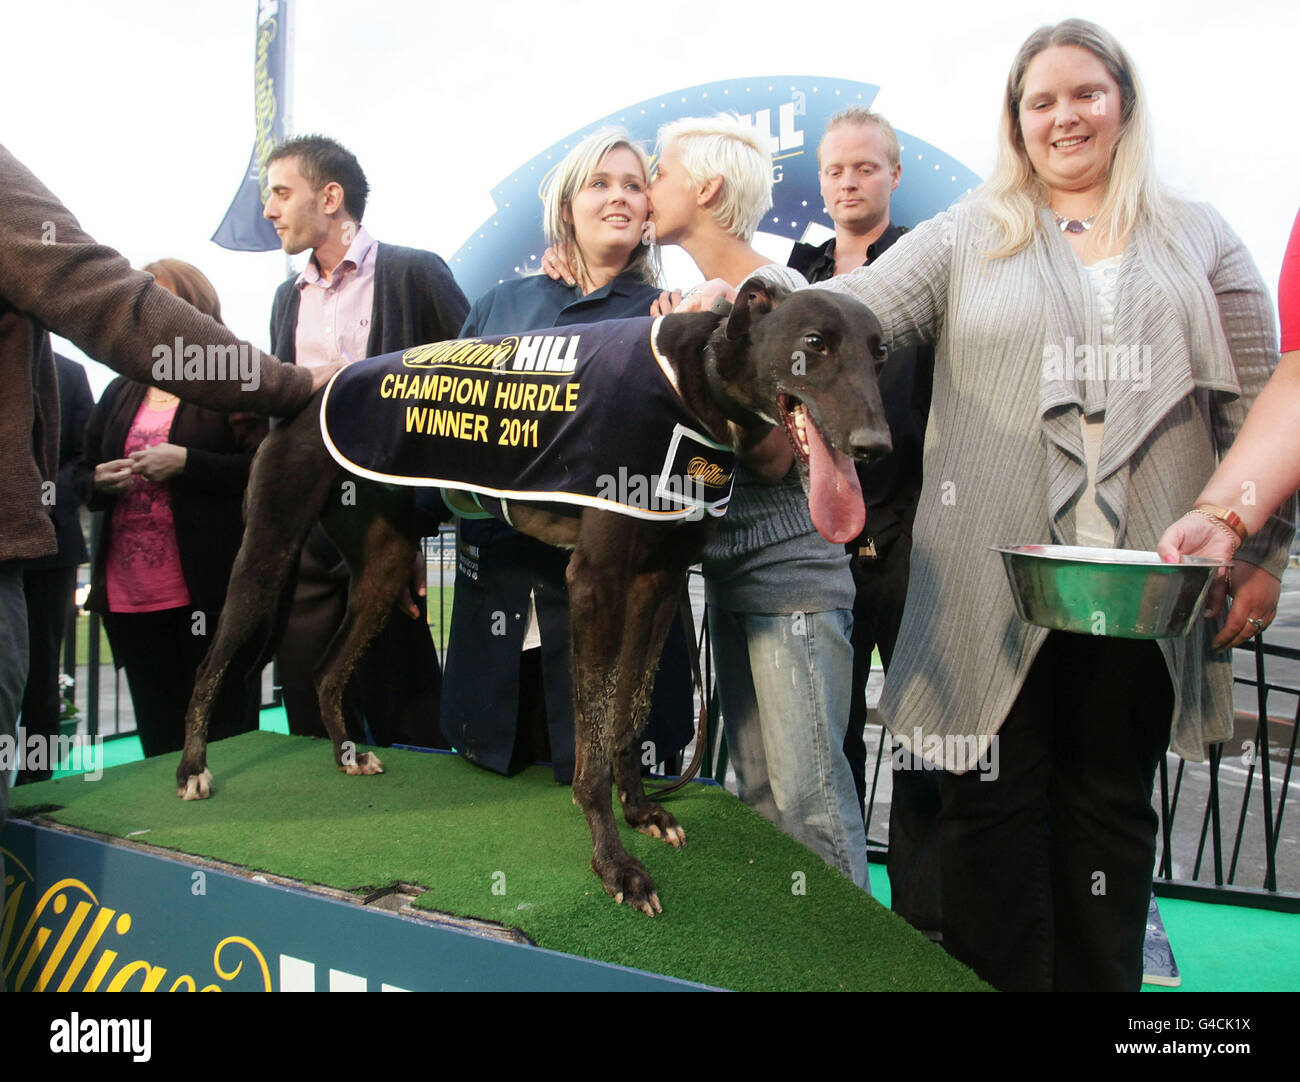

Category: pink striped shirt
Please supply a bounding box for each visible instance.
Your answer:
[293,226,378,368]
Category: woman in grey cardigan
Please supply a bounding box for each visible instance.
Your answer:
[815,19,1290,990]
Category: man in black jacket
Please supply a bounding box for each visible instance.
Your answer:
[788,108,940,936]
[19,355,92,784]
[263,135,469,748]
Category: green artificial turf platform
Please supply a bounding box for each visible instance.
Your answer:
[13,730,986,991]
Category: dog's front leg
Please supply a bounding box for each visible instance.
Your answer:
[177,408,336,799]
[567,527,662,916]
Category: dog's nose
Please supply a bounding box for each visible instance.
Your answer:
[850,426,892,461]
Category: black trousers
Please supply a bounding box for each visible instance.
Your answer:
[19,565,77,782]
[938,631,1173,991]
[277,526,446,749]
[846,535,943,933]
[105,607,259,758]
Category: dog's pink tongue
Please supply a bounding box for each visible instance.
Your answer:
[805,412,865,543]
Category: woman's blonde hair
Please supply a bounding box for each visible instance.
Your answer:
[143,258,224,324]
[658,114,773,243]
[982,18,1171,257]
[542,127,659,290]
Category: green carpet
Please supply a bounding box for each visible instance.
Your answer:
[1146,897,1299,992]
[15,730,985,992]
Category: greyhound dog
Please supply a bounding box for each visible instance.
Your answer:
[175,275,890,916]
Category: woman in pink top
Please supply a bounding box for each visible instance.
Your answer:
[1158,208,1300,633]
[79,260,267,757]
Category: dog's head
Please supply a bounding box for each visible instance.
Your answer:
[709,274,892,544]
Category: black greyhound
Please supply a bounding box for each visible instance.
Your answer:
[176,276,891,916]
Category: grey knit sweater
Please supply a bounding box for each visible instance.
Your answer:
[814,197,1292,764]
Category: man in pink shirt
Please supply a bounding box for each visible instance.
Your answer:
[263,135,469,747]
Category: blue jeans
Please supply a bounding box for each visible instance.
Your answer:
[709,605,870,891]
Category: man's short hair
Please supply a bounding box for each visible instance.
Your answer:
[268,135,370,221]
[658,114,773,242]
[818,108,901,170]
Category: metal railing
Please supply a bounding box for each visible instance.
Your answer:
[63,529,1299,910]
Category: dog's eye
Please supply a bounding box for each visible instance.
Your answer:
[803,333,826,352]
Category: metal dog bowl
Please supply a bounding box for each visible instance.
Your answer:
[991,545,1229,640]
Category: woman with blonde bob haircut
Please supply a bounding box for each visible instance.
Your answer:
[440,127,696,785]
[654,114,773,244]
[811,18,1290,990]
[542,127,660,294]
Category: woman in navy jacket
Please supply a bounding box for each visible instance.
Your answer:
[441,128,693,783]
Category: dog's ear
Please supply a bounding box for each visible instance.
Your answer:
[723,276,778,341]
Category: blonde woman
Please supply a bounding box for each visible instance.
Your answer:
[440,128,693,783]
[813,20,1290,989]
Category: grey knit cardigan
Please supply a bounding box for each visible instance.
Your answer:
[814,197,1292,764]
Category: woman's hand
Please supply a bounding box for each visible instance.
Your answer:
[93,458,134,495]
[129,443,187,483]
[1216,560,1281,651]
[540,245,577,287]
[1157,512,1237,619]
[397,546,428,620]
[1158,511,1280,649]
[650,280,739,317]
[650,290,684,316]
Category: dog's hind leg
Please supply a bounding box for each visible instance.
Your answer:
[177,407,337,799]
[610,568,691,849]
[313,499,422,777]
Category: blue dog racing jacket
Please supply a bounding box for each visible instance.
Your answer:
[321,316,736,520]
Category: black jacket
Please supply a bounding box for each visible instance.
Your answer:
[25,354,93,570]
[789,224,935,551]
[269,243,469,363]
[77,378,267,616]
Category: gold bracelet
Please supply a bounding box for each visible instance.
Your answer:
[1190,505,1247,549]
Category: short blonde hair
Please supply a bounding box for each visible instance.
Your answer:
[819,108,900,170]
[542,127,659,289]
[982,18,1170,257]
[657,114,773,242]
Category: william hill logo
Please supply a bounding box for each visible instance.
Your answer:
[400,333,582,375]
[1,856,271,992]
[686,456,731,488]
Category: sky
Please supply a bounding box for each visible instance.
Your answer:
[4,0,1297,395]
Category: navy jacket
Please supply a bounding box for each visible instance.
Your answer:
[440,273,693,781]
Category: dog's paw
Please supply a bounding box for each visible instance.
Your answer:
[341,751,385,776]
[624,802,686,849]
[177,769,213,801]
[593,854,662,917]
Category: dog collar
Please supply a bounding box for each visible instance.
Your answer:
[703,340,768,429]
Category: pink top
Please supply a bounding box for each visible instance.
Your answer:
[1281,208,1300,354]
[105,397,191,613]
[293,225,378,368]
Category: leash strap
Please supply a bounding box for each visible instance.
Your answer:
[645,582,708,800]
